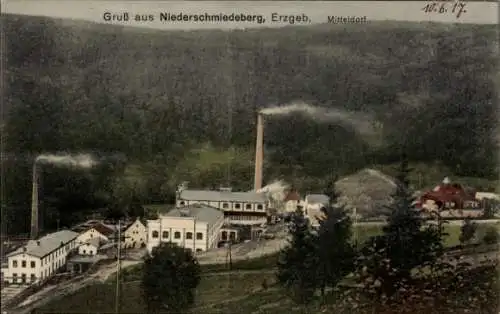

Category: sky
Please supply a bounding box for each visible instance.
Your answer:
[3,1,498,30]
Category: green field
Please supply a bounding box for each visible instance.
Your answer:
[34,273,276,314]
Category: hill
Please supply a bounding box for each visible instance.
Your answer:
[2,14,498,234]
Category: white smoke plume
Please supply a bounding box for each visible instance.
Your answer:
[256,180,289,202]
[35,154,96,168]
[260,101,377,138]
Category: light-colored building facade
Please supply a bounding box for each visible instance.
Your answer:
[3,230,79,285]
[77,238,100,256]
[304,194,330,227]
[283,190,301,213]
[147,204,224,254]
[121,219,147,249]
[176,188,269,225]
[75,225,113,245]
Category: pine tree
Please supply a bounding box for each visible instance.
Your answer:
[316,177,356,299]
[356,157,443,299]
[276,206,319,305]
[141,242,201,313]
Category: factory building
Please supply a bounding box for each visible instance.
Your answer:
[176,187,269,225]
[2,230,79,285]
[147,204,224,254]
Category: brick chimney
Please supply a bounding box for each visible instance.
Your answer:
[254,113,264,191]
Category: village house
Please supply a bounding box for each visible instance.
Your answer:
[303,194,330,227]
[75,222,115,245]
[2,230,79,285]
[121,218,147,249]
[77,238,100,256]
[283,189,301,213]
[147,203,224,254]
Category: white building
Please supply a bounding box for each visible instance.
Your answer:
[147,204,224,254]
[75,223,115,245]
[176,188,269,225]
[121,218,147,249]
[304,194,330,227]
[77,238,100,256]
[3,230,79,285]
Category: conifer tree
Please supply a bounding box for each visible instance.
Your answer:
[276,206,319,305]
[316,177,356,299]
[356,156,443,299]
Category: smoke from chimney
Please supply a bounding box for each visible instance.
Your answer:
[30,163,39,240]
[259,101,377,138]
[36,154,96,168]
[254,113,264,191]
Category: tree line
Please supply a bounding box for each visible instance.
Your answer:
[139,157,498,313]
[2,14,498,236]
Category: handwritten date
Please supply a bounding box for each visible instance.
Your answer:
[422,1,467,19]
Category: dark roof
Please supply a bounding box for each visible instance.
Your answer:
[91,223,115,237]
[284,191,301,201]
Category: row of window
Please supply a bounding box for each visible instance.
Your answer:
[225,215,267,221]
[12,260,36,268]
[11,273,36,283]
[178,201,265,211]
[151,230,203,240]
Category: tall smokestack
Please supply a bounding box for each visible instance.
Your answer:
[254,113,264,191]
[30,163,39,239]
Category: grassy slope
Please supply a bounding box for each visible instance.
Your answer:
[36,222,500,313]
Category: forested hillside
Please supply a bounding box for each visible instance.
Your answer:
[2,14,498,234]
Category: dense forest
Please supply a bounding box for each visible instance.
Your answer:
[2,14,498,235]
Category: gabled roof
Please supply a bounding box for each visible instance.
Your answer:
[305,194,330,205]
[162,204,223,226]
[284,190,301,202]
[90,223,115,237]
[80,238,101,248]
[124,219,146,233]
[179,189,267,203]
[7,230,79,258]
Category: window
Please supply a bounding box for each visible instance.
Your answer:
[221,231,227,241]
[21,273,26,283]
[30,274,36,282]
[222,203,229,209]
[186,232,193,240]
[196,249,203,252]
[234,203,241,209]
[152,231,159,238]
[174,232,181,239]
[180,201,185,205]
[13,273,18,283]
[12,260,18,268]
[230,232,236,241]
[162,231,169,239]
[196,232,203,240]
[83,250,87,254]
[257,204,263,210]
[21,260,26,268]
[245,204,252,210]
[30,261,35,268]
